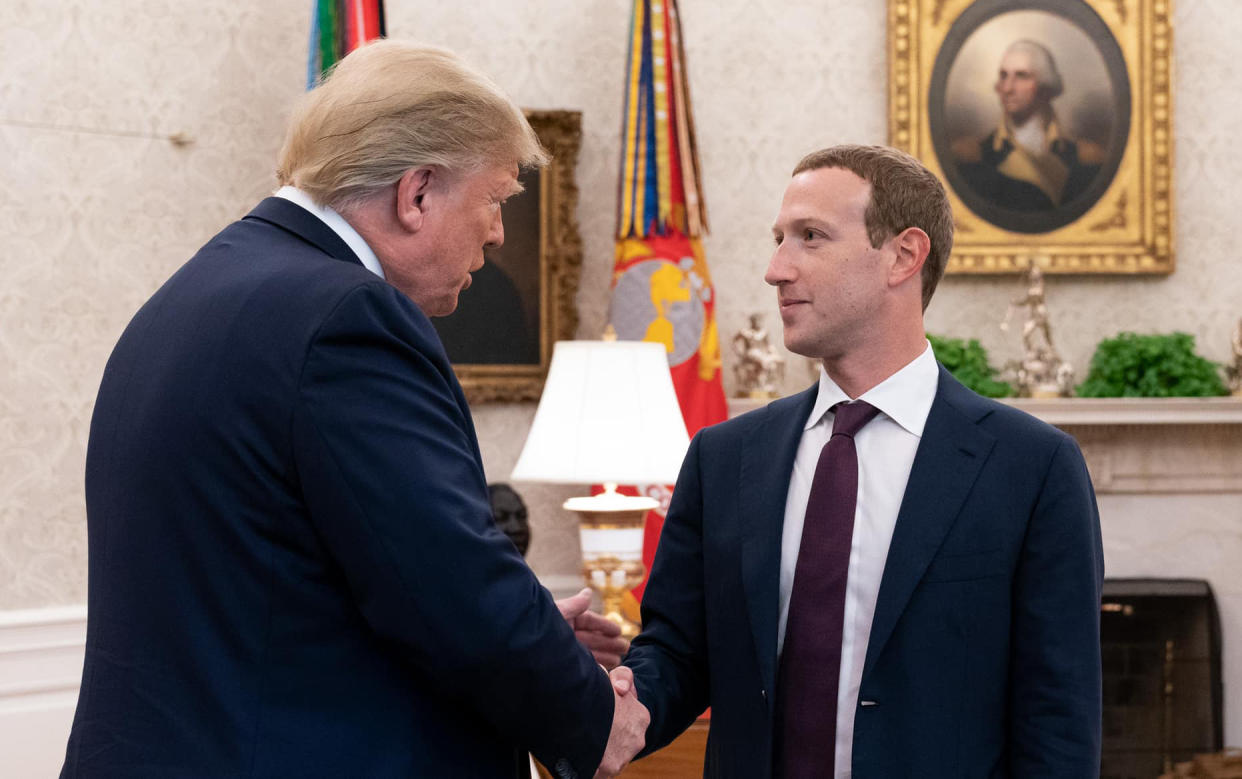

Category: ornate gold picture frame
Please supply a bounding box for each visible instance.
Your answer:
[431,110,583,402]
[889,0,1173,274]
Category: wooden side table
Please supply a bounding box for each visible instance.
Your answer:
[619,719,708,777]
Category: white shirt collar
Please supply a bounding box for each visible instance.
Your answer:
[273,186,386,279]
[804,341,940,437]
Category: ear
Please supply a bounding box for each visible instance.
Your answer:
[887,226,930,289]
[394,167,435,234]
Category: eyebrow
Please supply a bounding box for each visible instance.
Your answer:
[772,217,833,236]
[499,180,525,200]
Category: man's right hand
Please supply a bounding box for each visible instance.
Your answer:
[594,666,649,778]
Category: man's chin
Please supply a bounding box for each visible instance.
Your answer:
[783,336,826,362]
[782,337,808,358]
[426,296,460,318]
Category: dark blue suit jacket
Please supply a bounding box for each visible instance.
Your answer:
[625,368,1104,778]
[62,199,612,778]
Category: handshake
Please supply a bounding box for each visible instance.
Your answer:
[596,665,649,777]
[558,589,651,777]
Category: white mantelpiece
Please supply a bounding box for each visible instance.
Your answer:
[999,397,1242,426]
[730,396,1242,426]
[999,398,1242,495]
[729,396,1242,494]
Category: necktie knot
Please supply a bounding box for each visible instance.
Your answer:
[830,400,880,439]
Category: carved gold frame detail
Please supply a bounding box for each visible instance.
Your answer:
[888,0,1174,274]
[453,110,583,403]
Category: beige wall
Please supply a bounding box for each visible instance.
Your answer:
[1,0,1238,627]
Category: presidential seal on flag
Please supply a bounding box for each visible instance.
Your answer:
[610,239,712,371]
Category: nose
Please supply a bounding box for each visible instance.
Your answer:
[485,210,504,250]
[764,243,793,287]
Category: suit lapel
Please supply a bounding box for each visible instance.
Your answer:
[244,197,364,268]
[740,385,818,703]
[862,367,997,679]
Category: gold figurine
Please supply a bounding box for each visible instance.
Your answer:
[1000,262,1074,398]
[1229,318,1242,397]
[732,313,785,398]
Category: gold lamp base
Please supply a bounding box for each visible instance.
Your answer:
[564,485,654,641]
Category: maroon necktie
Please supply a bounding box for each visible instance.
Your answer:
[774,400,881,779]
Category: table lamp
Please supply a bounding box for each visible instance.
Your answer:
[511,335,690,639]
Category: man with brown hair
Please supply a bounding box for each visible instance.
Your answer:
[622,144,1103,777]
[63,41,645,779]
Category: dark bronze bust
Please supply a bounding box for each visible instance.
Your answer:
[488,482,531,557]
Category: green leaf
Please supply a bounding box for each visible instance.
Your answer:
[927,334,1013,398]
[1077,332,1229,398]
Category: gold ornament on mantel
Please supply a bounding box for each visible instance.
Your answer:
[1228,318,1242,398]
[731,313,785,398]
[1000,260,1075,398]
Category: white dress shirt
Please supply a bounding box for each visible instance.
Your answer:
[274,186,386,279]
[777,342,939,779]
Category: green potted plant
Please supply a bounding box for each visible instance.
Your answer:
[927,334,1013,398]
[1076,332,1229,397]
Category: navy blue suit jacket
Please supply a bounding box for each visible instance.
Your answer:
[625,368,1104,778]
[62,199,612,778]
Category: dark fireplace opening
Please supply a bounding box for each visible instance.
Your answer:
[1100,579,1223,779]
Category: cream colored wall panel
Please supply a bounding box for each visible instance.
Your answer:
[0,1,305,607]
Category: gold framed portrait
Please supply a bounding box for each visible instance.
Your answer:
[889,0,1173,273]
[431,110,584,402]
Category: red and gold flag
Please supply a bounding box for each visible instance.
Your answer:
[609,0,726,603]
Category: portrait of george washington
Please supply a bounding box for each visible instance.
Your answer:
[928,1,1131,234]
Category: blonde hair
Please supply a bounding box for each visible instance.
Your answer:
[794,145,954,310]
[276,40,548,211]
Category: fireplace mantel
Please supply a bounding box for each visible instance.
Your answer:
[727,396,1242,494]
[1000,397,1242,426]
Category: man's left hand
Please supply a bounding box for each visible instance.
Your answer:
[556,588,630,670]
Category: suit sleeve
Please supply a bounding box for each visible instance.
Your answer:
[290,284,612,777]
[1009,434,1104,777]
[624,430,712,754]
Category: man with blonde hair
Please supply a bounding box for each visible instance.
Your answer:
[62,41,646,779]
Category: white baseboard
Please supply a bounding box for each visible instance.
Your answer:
[0,605,87,779]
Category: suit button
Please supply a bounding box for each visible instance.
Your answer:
[554,757,575,778]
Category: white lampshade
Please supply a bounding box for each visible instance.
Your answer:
[511,340,690,486]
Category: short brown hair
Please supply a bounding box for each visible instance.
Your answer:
[277,40,548,212]
[793,145,954,310]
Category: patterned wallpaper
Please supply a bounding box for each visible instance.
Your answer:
[1,0,1240,609]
